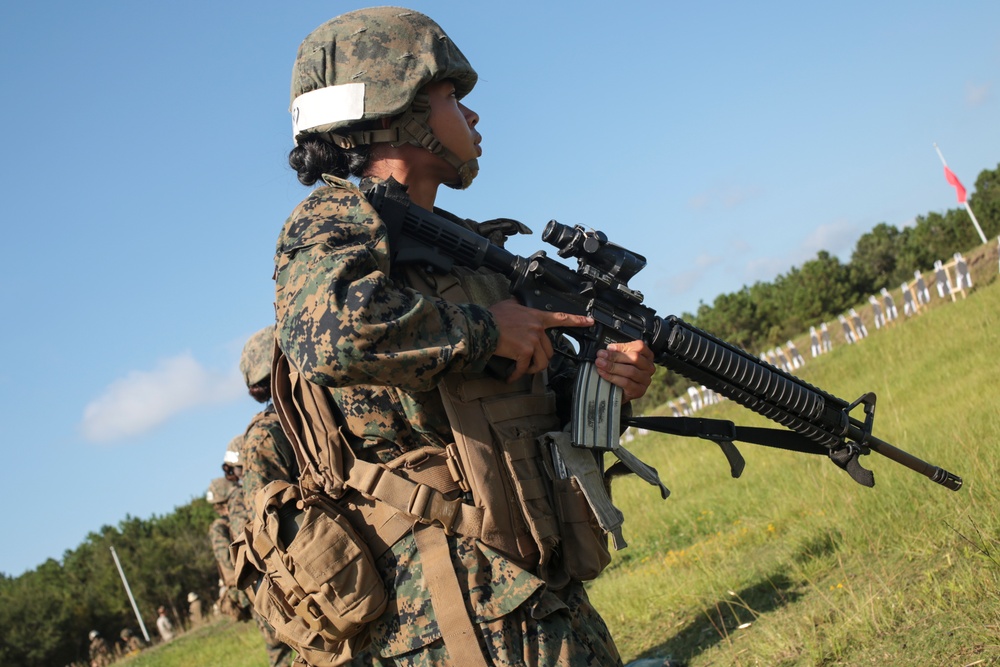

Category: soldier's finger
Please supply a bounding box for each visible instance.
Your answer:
[542,311,594,330]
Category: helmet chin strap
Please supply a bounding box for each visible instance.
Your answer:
[327,93,479,189]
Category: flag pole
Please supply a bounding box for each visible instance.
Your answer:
[934,143,988,244]
[110,545,152,643]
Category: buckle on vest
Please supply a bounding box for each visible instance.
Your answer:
[408,483,461,535]
[444,443,470,494]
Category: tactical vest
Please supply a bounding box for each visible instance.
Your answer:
[237,182,609,664]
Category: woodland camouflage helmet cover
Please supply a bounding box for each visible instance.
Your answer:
[206,477,237,505]
[290,7,480,187]
[240,325,274,387]
[290,6,477,140]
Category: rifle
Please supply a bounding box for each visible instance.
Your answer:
[368,179,963,498]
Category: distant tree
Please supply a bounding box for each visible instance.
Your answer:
[849,223,902,294]
[968,163,1000,240]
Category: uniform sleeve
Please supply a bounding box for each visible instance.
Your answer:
[241,414,298,504]
[274,188,499,392]
[208,519,236,586]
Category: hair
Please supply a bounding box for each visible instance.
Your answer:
[289,135,372,185]
[248,379,271,404]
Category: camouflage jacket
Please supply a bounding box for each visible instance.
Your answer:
[273,175,499,464]
[226,485,252,538]
[208,517,236,586]
[240,406,298,506]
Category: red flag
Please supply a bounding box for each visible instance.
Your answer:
[943,165,967,203]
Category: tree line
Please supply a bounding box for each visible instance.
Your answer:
[641,162,1000,407]
[0,500,217,666]
[2,163,997,667]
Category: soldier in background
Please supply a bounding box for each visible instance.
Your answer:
[187,592,205,628]
[237,325,299,505]
[87,630,111,667]
[224,371,295,667]
[155,606,174,643]
[117,628,143,657]
[206,477,251,622]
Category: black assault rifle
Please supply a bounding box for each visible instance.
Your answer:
[368,179,962,494]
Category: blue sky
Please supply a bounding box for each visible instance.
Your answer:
[1,1,997,577]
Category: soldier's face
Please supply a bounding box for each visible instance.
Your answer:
[424,79,481,168]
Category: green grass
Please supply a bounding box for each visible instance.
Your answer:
[593,278,1000,665]
[116,618,275,667]
[123,280,1000,666]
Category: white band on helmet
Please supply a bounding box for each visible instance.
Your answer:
[224,450,240,465]
[291,82,366,138]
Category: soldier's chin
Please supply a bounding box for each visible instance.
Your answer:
[445,160,479,190]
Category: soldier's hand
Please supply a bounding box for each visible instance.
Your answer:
[489,299,593,383]
[595,340,656,402]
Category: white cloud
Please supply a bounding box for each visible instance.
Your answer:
[80,352,245,443]
[966,82,990,107]
[742,220,862,284]
[660,253,724,296]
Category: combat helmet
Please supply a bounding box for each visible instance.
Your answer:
[240,325,274,387]
[223,434,243,469]
[290,6,479,188]
[205,477,237,505]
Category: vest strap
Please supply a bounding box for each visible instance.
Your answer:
[413,525,491,667]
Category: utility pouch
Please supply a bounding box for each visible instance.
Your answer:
[232,480,387,667]
[550,476,611,581]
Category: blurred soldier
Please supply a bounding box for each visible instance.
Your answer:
[155,606,174,643]
[237,325,299,505]
[187,592,205,628]
[225,344,296,667]
[206,477,252,622]
[221,436,252,538]
[117,628,143,657]
[87,630,111,667]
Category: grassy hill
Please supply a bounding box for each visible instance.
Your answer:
[120,279,999,666]
[594,277,1000,665]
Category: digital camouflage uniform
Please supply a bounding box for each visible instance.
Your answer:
[238,329,298,667]
[241,407,298,509]
[207,477,252,620]
[88,634,111,667]
[274,176,622,666]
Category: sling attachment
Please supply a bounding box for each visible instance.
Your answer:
[829,444,875,488]
[625,415,876,486]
